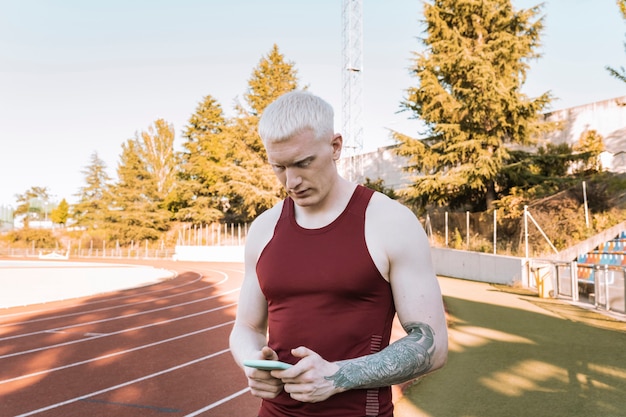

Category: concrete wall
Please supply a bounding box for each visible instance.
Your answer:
[174,245,245,263]
[173,244,528,287]
[431,247,528,286]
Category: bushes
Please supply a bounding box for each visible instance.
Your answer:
[1,228,59,249]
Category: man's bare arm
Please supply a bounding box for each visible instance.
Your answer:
[326,321,436,390]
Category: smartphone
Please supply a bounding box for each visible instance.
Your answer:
[243,359,293,371]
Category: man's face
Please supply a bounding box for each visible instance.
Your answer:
[265,129,342,208]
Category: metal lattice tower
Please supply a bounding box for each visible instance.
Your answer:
[342,0,364,160]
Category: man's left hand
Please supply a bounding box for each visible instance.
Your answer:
[271,346,344,403]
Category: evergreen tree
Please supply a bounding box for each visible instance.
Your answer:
[14,186,50,227]
[573,129,606,172]
[175,45,299,224]
[394,0,552,212]
[50,198,69,226]
[219,44,299,221]
[137,118,178,199]
[73,152,112,230]
[173,95,231,224]
[107,139,169,244]
[606,0,626,83]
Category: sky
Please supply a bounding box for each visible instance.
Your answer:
[1,0,625,207]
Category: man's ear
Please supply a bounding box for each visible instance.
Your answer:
[331,134,342,161]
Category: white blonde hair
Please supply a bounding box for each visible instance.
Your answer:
[258,90,334,144]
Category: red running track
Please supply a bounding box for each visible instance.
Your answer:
[0,259,261,417]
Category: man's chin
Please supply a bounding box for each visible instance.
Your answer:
[290,192,315,206]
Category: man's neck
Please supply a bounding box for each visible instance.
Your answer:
[294,179,357,229]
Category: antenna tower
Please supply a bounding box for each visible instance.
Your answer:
[342,0,364,160]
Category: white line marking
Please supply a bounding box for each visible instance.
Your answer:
[0,302,237,359]
[0,321,234,385]
[0,271,223,327]
[184,387,251,416]
[0,272,200,326]
[0,286,238,343]
[14,349,232,417]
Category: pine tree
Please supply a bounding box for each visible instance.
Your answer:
[219,44,298,221]
[73,152,111,229]
[173,95,231,224]
[606,0,626,83]
[394,0,552,212]
[14,186,50,227]
[107,139,169,244]
[50,198,69,226]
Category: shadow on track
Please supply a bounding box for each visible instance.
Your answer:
[0,259,260,417]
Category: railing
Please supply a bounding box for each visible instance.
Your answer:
[528,258,625,315]
[0,247,176,260]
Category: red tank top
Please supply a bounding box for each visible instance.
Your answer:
[256,185,396,417]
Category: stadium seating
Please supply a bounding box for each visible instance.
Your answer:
[577,231,626,286]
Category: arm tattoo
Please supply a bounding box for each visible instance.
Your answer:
[326,322,436,390]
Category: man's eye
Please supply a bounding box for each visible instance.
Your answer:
[273,165,285,172]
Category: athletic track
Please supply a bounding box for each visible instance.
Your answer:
[0,259,262,416]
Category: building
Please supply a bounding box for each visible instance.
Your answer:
[339,95,626,187]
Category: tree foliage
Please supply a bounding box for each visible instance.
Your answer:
[14,186,51,227]
[137,119,178,199]
[606,0,626,83]
[50,198,69,226]
[394,0,553,213]
[106,138,170,245]
[173,44,298,224]
[73,152,112,230]
[572,129,606,172]
[173,95,231,224]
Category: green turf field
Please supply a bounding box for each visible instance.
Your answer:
[394,278,626,417]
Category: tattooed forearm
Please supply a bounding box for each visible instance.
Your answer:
[326,322,436,390]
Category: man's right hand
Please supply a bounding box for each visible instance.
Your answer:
[246,346,285,399]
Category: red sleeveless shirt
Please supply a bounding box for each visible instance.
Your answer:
[256,185,396,417]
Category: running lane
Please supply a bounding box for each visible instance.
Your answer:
[0,259,261,417]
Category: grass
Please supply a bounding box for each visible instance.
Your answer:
[394,278,626,417]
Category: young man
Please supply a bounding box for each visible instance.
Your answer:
[229,90,448,416]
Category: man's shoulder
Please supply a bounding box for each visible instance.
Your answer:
[367,192,421,232]
[247,201,284,242]
[368,191,413,217]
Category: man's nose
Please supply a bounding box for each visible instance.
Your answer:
[285,168,302,190]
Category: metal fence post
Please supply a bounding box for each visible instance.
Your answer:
[571,261,579,302]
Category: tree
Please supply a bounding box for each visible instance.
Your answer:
[220,44,299,221]
[394,0,552,213]
[606,0,626,83]
[106,139,170,244]
[50,198,70,226]
[73,152,112,230]
[245,43,300,118]
[173,95,231,224]
[14,186,50,227]
[573,129,606,172]
[136,119,178,199]
[173,45,298,224]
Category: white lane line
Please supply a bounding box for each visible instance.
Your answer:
[0,302,237,359]
[14,348,232,417]
[0,286,239,343]
[0,275,221,329]
[0,268,183,318]
[0,265,242,322]
[184,387,251,416]
[0,269,231,325]
[0,321,234,385]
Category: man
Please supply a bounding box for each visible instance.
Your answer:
[229,90,447,416]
